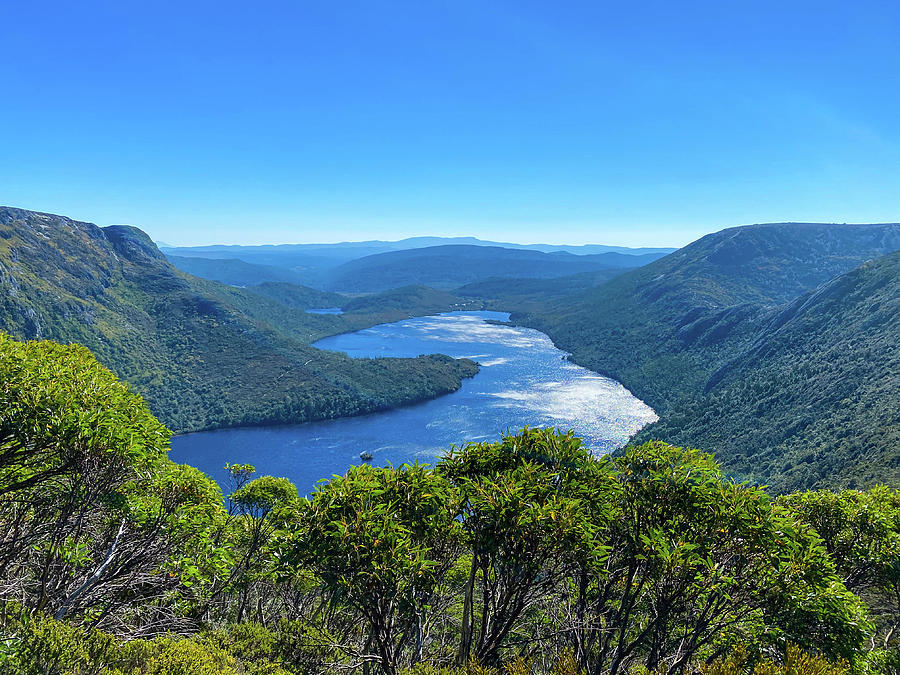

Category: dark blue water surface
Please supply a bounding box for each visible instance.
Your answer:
[169,311,657,493]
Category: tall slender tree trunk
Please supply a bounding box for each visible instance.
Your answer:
[575,568,588,669]
[415,606,424,664]
[457,550,478,665]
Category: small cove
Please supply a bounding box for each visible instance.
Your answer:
[169,311,658,492]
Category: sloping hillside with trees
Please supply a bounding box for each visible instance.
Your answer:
[0,207,477,432]
[511,223,900,492]
[636,252,900,492]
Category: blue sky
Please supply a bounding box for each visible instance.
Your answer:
[2,1,899,246]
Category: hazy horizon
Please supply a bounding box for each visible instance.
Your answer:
[5,202,896,250]
[142,221,900,249]
[151,231,681,249]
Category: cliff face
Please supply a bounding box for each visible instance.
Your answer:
[0,207,477,433]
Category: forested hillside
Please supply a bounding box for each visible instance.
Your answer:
[456,269,628,311]
[165,254,321,287]
[0,207,478,432]
[242,281,346,309]
[2,339,898,673]
[636,252,900,492]
[326,245,666,292]
[340,284,475,316]
[512,222,900,492]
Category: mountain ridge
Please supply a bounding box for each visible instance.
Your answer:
[0,206,478,433]
[161,235,674,257]
[325,244,667,292]
[506,221,900,492]
[634,252,900,492]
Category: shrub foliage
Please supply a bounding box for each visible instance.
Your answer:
[0,334,896,673]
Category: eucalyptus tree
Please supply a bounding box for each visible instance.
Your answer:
[0,335,230,635]
[438,428,599,667]
[780,486,900,649]
[228,474,300,623]
[279,463,460,675]
[569,442,870,675]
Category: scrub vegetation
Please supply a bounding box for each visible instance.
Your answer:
[1,334,898,674]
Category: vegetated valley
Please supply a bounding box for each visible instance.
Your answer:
[0,207,479,433]
[1,206,899,674]
[503,223,900,493]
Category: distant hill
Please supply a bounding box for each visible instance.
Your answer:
[165,254,322,287]
[161,248,349,284]
[635,252,900,492]
[341,285,477,316]
[325,245,667,292]
[517,222,900,492]
[160,238,676,289]
[243,282,478,322]
[242,281,346,309]
[0,207,478,433]
[455,269,627,310]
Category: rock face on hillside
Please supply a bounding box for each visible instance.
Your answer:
[104,225,170,265]
[0,207,478,432]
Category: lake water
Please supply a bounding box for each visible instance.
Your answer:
[305,307,344,314]
[169,311,657,493]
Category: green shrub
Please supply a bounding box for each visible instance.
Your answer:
[0,602,117,675]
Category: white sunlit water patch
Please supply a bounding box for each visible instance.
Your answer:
[170,311,658,493]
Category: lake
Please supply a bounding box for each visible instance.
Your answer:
[305,307,344,314]
[169,311,658,493]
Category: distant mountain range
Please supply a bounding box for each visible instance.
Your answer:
[325,245,668,292]
[0,207,478,432]
[160,235,673,259]
[160,237,676,289]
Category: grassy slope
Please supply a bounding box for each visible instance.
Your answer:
[0,207,478,433]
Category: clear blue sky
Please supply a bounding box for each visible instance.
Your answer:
[2,1,899,246]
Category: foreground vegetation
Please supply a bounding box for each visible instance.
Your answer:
[2,334,899,673]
